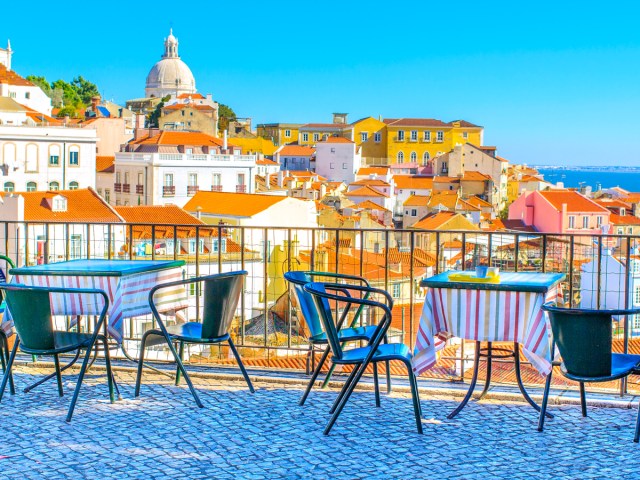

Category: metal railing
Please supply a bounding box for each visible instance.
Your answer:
[0,222,638,393]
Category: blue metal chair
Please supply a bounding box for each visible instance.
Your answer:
[0,255,15,395]
[284,270,391,406]
[538,303,640,442]
[303,281,423,435]
[135,271,254,407]
[0,283,115,422]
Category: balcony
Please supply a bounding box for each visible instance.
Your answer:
[136,184,144,194]
[162,185,175,197]
[187,185,199,196]
[236,185,247,193]
[394,136,405,143]
[211,185,223,192]
[122,184,130,194]
[114,183,122,193]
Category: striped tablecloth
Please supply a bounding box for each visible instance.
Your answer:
[412,285,560,376]
[11,267,188,343]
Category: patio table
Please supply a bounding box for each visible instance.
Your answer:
[8,259,188,343]
[412,270,565,418]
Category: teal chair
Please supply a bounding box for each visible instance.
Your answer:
[0,255,15,395]
[538,303,640,442]
[284,271,391,406]
[0,283,115,422]
[303,282,423,435]
[135,271,254,407]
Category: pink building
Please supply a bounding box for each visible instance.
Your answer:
[508,190,610,234]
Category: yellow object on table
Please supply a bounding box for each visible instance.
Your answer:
[447,272,501,283]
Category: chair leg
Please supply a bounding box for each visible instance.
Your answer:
[329,364,360,414]
[175,341,184,386]
[478,342,492,400]
[325,362,369,435]
[299,345,330,406]
[66,339,100,422]
[373,362,381,408]
[228,338,255,393]
[53,354,64,397]
[579,382,587,417]
[134,330,152,398]
[0,334,15,395]
[383,335,391,393]
[0,337,19,402]
[102,337,115,404]
[405,360,423,434]
[537,368,554,432]
[634,397,640,443]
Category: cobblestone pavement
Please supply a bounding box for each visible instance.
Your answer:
[1,365,639,479]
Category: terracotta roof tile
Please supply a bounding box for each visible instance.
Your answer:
[462,171,492,182]
[96,156,115,173]
[115,205,203,225]
[279,145,315,156]
[130,131,227,148]
[176,93,205,99]
[403,194,430,207]
[609,213,640,225]
[350,179,390,187]
[356,200,390,212]
[383,118,449,127]
[183,191,287,217]
[322,136,353,144]
[539,190,610,213]
[410,211,458,229]
[0,64,33,86]
[345,185,389,198]
[357,167,389,176]
[393,175,434,190]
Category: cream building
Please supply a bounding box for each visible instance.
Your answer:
[145,30,196,98]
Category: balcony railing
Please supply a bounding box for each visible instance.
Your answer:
[2,223,639,395]
[187,185,199,196]
[162,185,175,196]
[122,184,130,193]
[211,185,223,192]
[114,183,122,193]
[236,185,247,193]
[136,184,144,194]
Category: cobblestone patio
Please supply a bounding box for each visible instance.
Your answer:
[1,364,639,479]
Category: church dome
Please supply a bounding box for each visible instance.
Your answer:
[145,29,196,98]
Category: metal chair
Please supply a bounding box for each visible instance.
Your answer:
[135,271,254,407]
[303,281,423,435]
[0,283,115,422]
[285,270,391,406]
[538,303,640,442]
[0,255,16,395]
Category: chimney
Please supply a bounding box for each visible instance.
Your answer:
[223,129,228,151]
[91,95,101,111]
[277,170,284,188]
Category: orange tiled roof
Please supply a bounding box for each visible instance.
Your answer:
[610,213,640,225]
[403,194,430,207]
[393,175,434,190]
[279,145,315,156]
[350,178,390,187]
[539,190,610,213]
[357,167,389,176]
[481,218,506,231]
[465,195,492,208]
[0,64,33,86]
[163,103,215,111]
[462,171,492,182]
[4,188,122,223]
[345,185,389,198]
[256,158,279,165]
[300,123,348,129]
[410,211,458,229]
[130,131,227,148]
[115,205,203,225]
[357,200,390,212]
[177,93,205,99]
[595,199,632,210]
[183,191,287,217]
[323,136,353,144]
[96,156,115,173]
[433,176,460,183]
[384,118,449,127]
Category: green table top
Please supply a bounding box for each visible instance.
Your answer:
[10,259,186,277]
[420,271,566,293]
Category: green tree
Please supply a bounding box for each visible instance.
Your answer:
[26,75,51,96]
[147,95,171,127]
[51,79,82,111]
[218,103,237,135]
[71,76,100,105]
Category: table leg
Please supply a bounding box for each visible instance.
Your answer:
[477,342,493,400]
[513,341,553,418]
[447,341,482,419]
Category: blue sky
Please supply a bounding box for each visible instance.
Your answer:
[3,1,640,166]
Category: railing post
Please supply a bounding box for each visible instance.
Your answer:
[384,230,390,292]
[86,224,91,259]
[514,233,520,272]
[64,223,70,261]
[151,225,156,261]
[409,230,415,347]
[44,223,50,264]
[263,228,269,349]
[568,235,575,307]
[107,224,113,260]
[287,228,292,349]
[622,235,632,396]
[240,227,246,346]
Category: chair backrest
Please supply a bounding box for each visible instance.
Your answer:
[201,271,246,339]
[283,271,323,338]
[1,284,108,352]
[303,282,343,358]
[543,303,640,378]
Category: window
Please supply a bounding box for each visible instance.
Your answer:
[237,173,245,186]
[25,92,30,99]
[49,154,59,165]
[436,131,444,142]
[397,130,405,141]
[137,172,143,185]
[360,132,368,142]
[124,172,130,185]
[596,216,603,227]
[411,209,417,217]
[568,216,575,228]
[463,132,468,139]
[410,151,417,162]
[97,188,102,195]
[422,152,430,165]
[49,181,59,191]
[410,130,417,141]
[313,133,319,142]
[330,148,335,153]
[285,129,291,138]
[582,216,589,229]
[69,147,79,165]
[104,189,110,203]
[302,133,309,142]
[186,148,193,154]
[164,174,174,186]
[618,227,624,235]
[629,227,633,234]
[25,143,38,172]
[397,151,404,162]
[342,163,347,169]
[212,238,227,253]
[70,234,82,259]
[3,182,14,192]
[26,181,36,192]
[116,172,121,184]
[188,173,198,186]
[330,163,335,169]
[68,181,79,190]
[635,286,640,306]
[322,134,328,141]
[52,196,67,211]
[374,132,381,143]
[189,239,205,254]
[9,92,15,99]
[423,131,431,141]
[392,283,401,298]
[212,173,221,186]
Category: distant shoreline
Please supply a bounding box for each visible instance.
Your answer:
[531,165,640,172]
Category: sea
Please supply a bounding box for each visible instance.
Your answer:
[534,166,640,193]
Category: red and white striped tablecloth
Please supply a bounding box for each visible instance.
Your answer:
[412,286,560,376]
[12,267,188,343]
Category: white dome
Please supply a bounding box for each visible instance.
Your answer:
[144,30,196,98]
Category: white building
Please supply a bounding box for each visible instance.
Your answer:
[315,136,361,184]
[0,41,53,116]
[114,131,257,207]
[0,123,97,192]
[145,29,196,99]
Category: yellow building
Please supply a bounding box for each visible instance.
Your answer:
[384,118,483,165]
[350,117,388,163]
[255,123,301,146]
[227,135,278,156]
